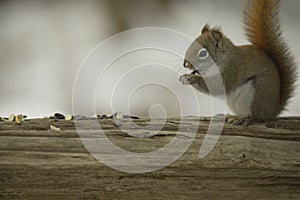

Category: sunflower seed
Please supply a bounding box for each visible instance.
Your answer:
[65,114,73,121]
[8,114,15,122]
[114,112,123,119]
[54,113,65,119]
[50,125,60,132]
[15,114,23,124]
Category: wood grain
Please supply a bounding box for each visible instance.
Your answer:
[0,117,299,199]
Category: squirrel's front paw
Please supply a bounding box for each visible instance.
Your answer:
[180,74,198,85]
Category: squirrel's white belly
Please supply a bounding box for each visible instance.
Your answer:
[226,81,255,118]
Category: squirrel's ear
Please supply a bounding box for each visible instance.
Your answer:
[211,30,223,49]
[201,24,210,34]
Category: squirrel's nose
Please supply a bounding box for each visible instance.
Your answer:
[183,60,192,68]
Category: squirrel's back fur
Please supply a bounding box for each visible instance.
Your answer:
[244,0,297,112]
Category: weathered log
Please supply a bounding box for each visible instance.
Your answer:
[0,117,299,199]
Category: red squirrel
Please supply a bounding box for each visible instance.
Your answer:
[180,0,297,125]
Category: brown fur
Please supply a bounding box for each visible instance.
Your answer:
[244,0,298,112]
[181,0,297,122]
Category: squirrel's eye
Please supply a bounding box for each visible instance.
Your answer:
[198,48,209,59]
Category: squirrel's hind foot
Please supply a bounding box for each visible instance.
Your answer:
[226,115,253,126]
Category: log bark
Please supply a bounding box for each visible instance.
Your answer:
[0,117,299,200]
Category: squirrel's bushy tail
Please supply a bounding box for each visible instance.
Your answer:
[244,0,297,112]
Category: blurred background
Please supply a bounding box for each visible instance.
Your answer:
[0,0,299,118]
